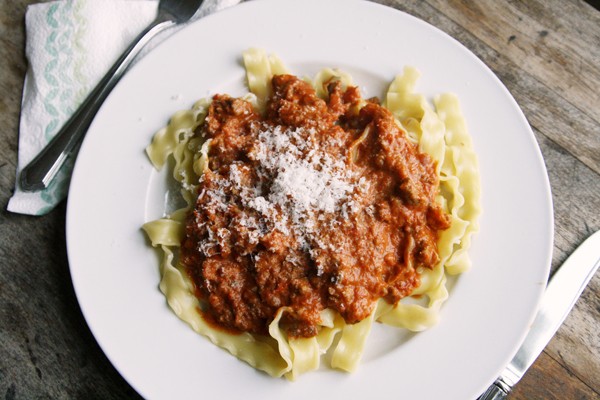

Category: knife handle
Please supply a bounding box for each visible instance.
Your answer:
[478,380,510,400]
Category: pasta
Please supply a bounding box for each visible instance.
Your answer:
[143,48,481,379]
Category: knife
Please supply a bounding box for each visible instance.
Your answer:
[478,229,600,400]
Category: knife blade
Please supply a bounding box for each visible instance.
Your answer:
[478,229,600,400]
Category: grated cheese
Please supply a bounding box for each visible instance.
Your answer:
[196,123,369,255]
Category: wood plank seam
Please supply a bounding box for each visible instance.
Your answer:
[530,122,600,177]
[552,349,600,397]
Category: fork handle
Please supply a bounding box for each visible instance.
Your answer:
[19,13,175,192]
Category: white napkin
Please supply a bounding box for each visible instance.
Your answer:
[8,0,242,215]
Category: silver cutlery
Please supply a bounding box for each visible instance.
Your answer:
[19,0,206,191]
[478,229,600,399]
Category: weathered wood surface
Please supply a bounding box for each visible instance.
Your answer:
[0,0,598,399]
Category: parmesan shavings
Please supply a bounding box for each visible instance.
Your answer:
[196,124,369,255]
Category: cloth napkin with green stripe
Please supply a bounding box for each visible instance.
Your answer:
[8,0,240,215]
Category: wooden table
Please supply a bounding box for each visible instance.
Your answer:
[1,1,598,399]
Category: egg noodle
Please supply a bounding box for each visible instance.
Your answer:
[142,49,481,380]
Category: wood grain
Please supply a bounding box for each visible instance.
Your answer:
[512,350,599,400]
[1,0,598,399]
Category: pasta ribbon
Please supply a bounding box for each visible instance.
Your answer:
[142,219,183,247]
[242,48,289,109]
[146,100,209,170]
[312,68,354,99]
[331,311,376,372]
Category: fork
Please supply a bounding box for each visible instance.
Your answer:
[19,0,206,192]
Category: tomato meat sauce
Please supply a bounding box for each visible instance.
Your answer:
[180,74,450,338]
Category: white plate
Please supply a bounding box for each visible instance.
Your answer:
[67,1,553,399]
